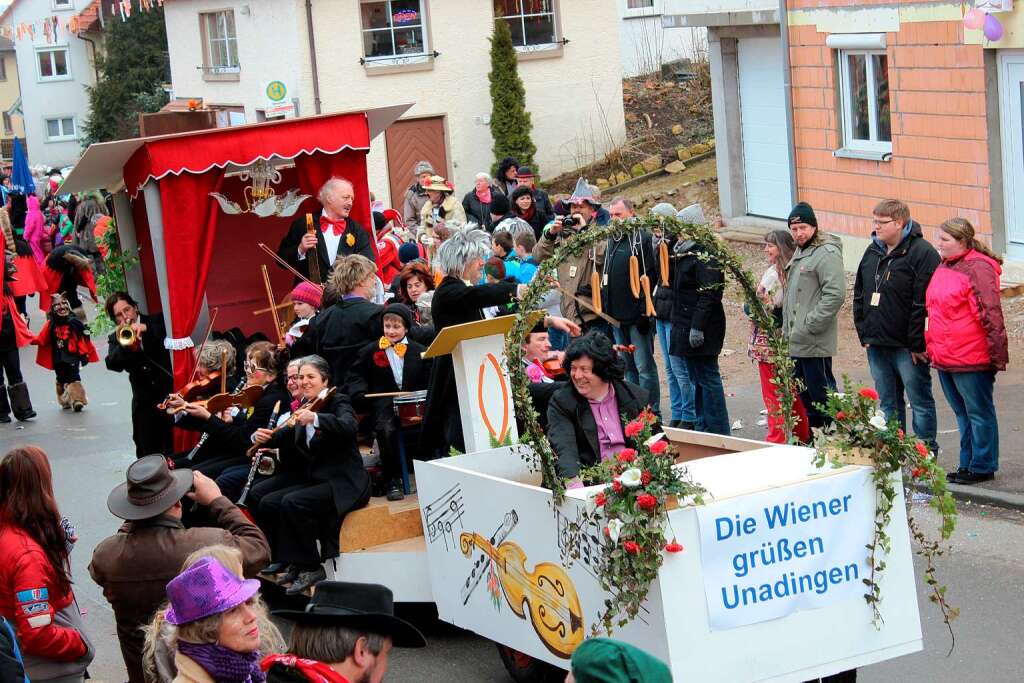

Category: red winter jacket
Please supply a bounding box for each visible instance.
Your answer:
[0,522,87,662]
[924,249,1009,372]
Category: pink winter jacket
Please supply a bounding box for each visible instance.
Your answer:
[925,249,1008,372]
[22,196,46,264]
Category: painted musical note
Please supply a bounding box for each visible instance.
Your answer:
[461,510,519,605]
[423,483,466,551]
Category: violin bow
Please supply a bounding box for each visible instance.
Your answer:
[305,213,322,285]
[184,307,220,387]
[261,265,285,346]
[256,243,324,292]
[219,348,228,394]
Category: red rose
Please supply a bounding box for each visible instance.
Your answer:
[373,350,389,368]
[624,420,644,438]
[623,541,640,555]
[915,441,929,458]
[664,541,684,553]
[640,470,652,486]
[649,440,668,455]
[617,448,637,463]
[636,493,657,511]
[911,467,925,480]
[612,479,623,493]
[835,411,847,421]
[639,408,658,426]
[603,526,611,537]
[594,492,607,507]
[858,387,880,401]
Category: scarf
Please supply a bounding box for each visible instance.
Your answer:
[518,204,535,221]
[475,186,492,204]
[261,654,349,683]
[177,641,266,683]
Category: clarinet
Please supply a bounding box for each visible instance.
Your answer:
[238,400,281,509]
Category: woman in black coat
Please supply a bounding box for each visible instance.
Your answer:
[669,238,730,435]
[510,185,551,240]
[462,172,504,231]
[252,354,370,595]
[547,332,655,481]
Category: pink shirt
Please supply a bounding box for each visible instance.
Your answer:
[588,384,625,461]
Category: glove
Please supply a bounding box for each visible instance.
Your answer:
[689,328,705,348]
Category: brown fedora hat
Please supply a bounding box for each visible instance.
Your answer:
[107,455,194,521]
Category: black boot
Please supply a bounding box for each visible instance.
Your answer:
[8,382,36,421]
[0,385,10,423]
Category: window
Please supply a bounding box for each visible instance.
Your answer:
[494,0,557,49]
[2,112,12,135]
[627,0,655,8]
[0,56,6,81]
[37,48,70,81]
[44,116,76,142]
[51,0,73,8]
[360,1,428,61]
[838,50,891,154]
[201,10,239,74]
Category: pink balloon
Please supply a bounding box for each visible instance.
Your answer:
[963,8,985,31]
[984,14,1004,42]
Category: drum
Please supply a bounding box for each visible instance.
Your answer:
[394,390,428,427]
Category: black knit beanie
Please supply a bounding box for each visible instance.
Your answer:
[382,302,414,332]
[787,202,817,228]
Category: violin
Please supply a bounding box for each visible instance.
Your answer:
[460,532,584,658]
[542,358,566,379]
[203,379,265,415]
[246,386,336,457]
[157,371,222,411]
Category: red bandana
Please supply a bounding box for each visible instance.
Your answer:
[261,654,350,683]
[320,216,347,236]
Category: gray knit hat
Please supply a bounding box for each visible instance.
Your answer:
[413,160,435,177]
[650,202,677,218]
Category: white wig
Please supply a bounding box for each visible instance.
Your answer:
[492,216,534,240]
[435,228,492,277]
[475,172,492,184]
[318,177,354,205]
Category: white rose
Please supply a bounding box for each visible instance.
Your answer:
[620,468,642,488]
[868,411,887,430]
[606,518,625,544]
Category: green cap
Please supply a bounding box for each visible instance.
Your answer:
[570,638,672,683]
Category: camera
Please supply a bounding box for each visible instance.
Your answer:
[559,214,581,229]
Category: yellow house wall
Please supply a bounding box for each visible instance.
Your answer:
[0,51,24,139]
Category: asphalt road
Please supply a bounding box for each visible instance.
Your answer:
[2,336,1023,682]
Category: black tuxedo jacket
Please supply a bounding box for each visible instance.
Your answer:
[345,338,431,411]
[104,313,174,403]
[304,297,383,388]
[277,209,375,284]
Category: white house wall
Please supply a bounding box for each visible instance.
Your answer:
[9,0,95,169]
[618,0,706,77]
[163,0,626,207]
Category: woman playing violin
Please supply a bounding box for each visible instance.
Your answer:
[167,341,288,481]
[250,355,370,596]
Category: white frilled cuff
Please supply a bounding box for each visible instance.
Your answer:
[164,336,195,351]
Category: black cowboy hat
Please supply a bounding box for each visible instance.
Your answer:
[274,582,426,648]
[107,455,193,521]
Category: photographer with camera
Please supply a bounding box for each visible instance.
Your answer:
[89,457,270,683]
[533,179,608,336]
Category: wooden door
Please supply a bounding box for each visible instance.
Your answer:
[385,116,448,209]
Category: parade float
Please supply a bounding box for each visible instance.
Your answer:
[334,215,958,681]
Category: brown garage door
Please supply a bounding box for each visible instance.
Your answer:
[385,116,448,210]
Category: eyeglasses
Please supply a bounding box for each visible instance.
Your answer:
[872,218,896,226]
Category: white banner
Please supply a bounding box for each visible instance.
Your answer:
[696,469,874,630]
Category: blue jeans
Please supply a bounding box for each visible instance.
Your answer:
[613,323,661,416]
[866,346,938,452]
[655,319,696,423]
[937,370,999,474]
[683,355,731,435]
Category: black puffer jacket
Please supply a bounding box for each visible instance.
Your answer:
[669,240,726,357]
[601,231,657,326]
[853,220,940,352]
[653,236,676,321]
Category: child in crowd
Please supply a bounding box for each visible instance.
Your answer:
[284,281,322,348]
[491,231,521,282]
[346,303,431,501]
[513,231,538,283]
[33,292,98,411]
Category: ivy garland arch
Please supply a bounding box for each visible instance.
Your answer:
[501,215,958,639]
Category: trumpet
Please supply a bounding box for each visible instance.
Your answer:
[116,323,139,347]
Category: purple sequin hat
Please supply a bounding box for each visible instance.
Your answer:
[164,557,260,626]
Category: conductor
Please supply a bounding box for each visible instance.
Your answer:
[277,176,375,284]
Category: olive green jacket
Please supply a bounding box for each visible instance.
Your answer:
[782,232,845,358]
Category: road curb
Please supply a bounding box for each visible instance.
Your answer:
[913,481,1024,512]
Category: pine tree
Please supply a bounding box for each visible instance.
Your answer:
[82,5,169,146]
[488,19,537,174]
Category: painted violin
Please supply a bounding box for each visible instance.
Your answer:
[460,532,584,658]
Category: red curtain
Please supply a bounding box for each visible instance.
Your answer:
[293,150,378,261]
[157,168,226,390]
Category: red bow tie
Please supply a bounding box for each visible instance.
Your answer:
[320,216,347,236]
